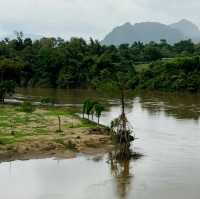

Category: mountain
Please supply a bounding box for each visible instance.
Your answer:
[102,20,200,45]
[170,19,200,42]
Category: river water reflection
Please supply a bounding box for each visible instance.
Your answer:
[1,88,200,199]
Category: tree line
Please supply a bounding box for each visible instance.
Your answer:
[1,32,200,101]
[138,56,200,92]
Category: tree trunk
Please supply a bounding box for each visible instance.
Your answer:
[92,113,94,120]
[1,70,4,82]
[58,116,61,132]
[121,90,126,133]
[0,70,5,104]
[121,89,125,117]
[0,94,4,104]
[120,89,129,144]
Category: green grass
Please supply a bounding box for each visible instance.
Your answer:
[44,107,73,116]
[64,117,96,129]
[33,128,49,134]
[0,137,15,145]
[80,118,96,127]
[0,121,10,128]
[0,132,28,145]
[0,105,95,146]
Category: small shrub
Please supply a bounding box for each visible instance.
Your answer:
[40,97,55,105]
[0,137,14,145]
[55,139,77,151]
[85,142,97,148]
[21,101,35,113]
[55,138,65,145]
[66,140,77,150]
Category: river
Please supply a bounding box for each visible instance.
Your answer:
[1,88,200,199]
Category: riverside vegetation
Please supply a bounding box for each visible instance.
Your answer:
[1,33,200,102]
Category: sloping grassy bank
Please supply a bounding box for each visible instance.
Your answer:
[0,105,113,162]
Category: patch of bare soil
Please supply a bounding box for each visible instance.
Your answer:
[0,127,114,162]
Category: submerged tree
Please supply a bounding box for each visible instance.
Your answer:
[98,65,136,159]
[113,73,135,159]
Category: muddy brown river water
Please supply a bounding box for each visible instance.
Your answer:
[1,88,200,199]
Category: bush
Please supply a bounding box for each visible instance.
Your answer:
[21,101,35,113]
[55,139,77,150]
[40,97,55,105]
[66,140,77,150]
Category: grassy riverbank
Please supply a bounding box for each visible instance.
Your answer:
[0,105,112,161]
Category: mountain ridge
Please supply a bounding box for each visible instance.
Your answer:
[102,19,200,45]
[170,19,200,42]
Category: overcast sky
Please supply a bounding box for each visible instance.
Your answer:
[0,0,200,40]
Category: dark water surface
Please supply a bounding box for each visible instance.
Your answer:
[1,88,200,199]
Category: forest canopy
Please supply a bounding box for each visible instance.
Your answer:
[1,33,200,92]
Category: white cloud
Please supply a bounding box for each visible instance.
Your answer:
[0,0,200,40]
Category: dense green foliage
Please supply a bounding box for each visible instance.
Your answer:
[82,99,104,124]
[1,33,200,92]
[138,56,200,91]
[94,103,104,125]
[0,80,16,103]
[0,55,24,102]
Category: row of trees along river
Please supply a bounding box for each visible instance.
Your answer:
[2,32,200,103]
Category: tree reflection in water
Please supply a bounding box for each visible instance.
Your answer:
[109,153,132,199]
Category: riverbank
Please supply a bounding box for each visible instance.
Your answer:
[0,105,113,162]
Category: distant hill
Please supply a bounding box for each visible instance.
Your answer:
[170,19,200,43]
[102,20,200,45]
